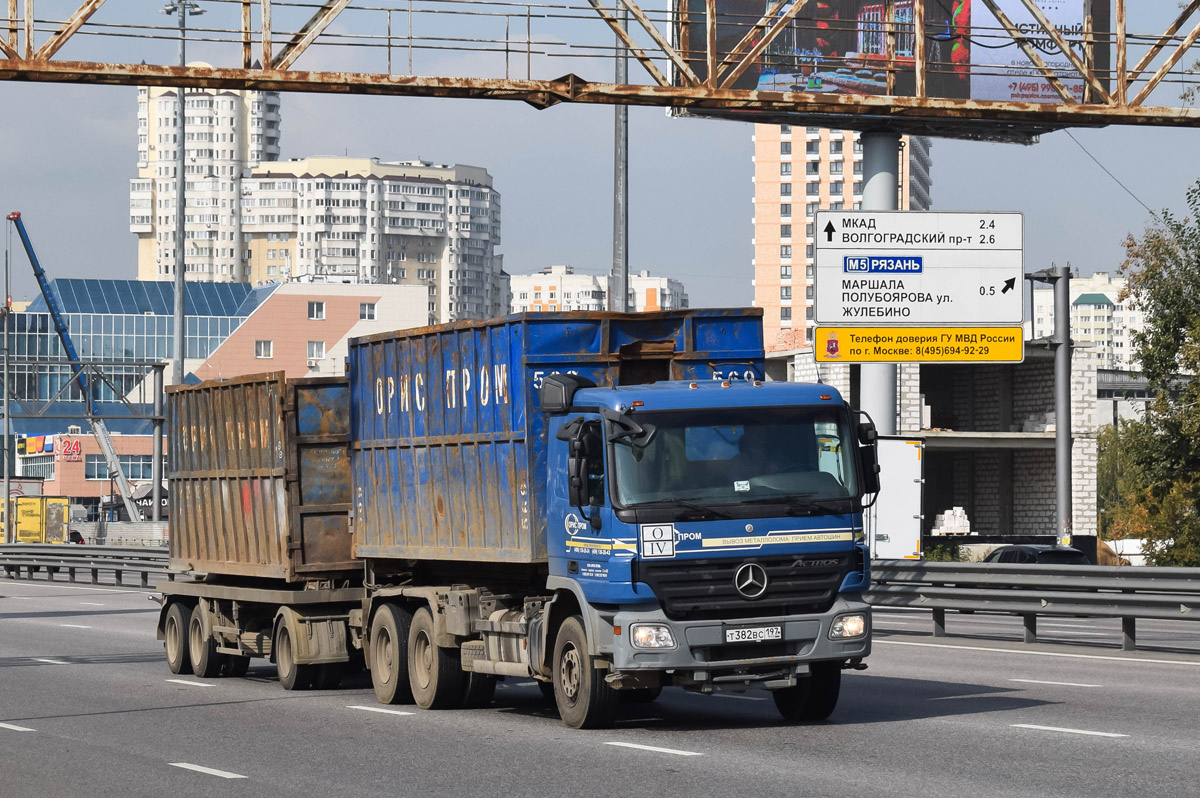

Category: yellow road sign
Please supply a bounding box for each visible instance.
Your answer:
[814,327,1024,363]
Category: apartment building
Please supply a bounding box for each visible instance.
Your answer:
[130,75,282,283]
[509,265,688,313]
[130,79,505,325]
[752,125,933,352]
[1031,271,1142,371]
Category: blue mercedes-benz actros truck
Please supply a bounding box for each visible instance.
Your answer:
[158,309,879,729]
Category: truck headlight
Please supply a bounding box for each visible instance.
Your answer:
[630,624,676,649]
[829,614,867,639]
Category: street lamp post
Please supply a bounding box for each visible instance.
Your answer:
[161,1,205,385]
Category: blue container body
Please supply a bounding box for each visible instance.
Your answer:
[347,310,765,564]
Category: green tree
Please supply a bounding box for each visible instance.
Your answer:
[1113,180,1200,565]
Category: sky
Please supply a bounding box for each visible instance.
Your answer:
[0,3,1195,309]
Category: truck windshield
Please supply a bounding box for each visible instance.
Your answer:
[611,406,858,510]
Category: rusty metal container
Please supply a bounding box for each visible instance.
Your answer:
[347,310,765,564]
[168,373,355,581]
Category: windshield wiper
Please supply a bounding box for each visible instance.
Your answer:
[631,499,732,519]
[729,495,857,516]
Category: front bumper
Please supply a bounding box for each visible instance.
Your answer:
[608,596,870,690]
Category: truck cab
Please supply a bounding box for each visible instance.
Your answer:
[542,374,877,711]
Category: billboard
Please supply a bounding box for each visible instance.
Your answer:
[677,0,1108,104]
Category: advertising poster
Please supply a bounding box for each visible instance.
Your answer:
[679,0,1104,104]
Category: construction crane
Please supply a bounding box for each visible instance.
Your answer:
[6,212,143,523]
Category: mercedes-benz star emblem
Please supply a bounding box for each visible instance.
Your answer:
[734,562,768,599]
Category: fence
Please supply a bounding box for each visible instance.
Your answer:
[868,560,1200,651]
[0,543,170,588]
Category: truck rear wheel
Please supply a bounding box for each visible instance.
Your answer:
[773,662,842,722]
[408,606,465,709]
[276,622,315,690]
[460,672,497,708]
[164,602,193,675]
[188,606,225,678]
[552,616,617,729]
[222,654,252,678]
[370,603,414,705]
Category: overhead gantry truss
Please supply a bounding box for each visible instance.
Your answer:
[1,0,1199,141]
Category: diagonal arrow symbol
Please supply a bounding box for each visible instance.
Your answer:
[1001,277,1016,294]
[824,221,836,242]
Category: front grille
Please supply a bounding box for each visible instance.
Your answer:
[634,553,855,622]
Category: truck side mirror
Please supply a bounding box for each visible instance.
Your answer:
[859,442,881,496]
[566,439,589,509]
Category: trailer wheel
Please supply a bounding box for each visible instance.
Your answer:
[773,662,842,722]
[460,672,497,708]
[276,622,315,690]
[163,602,193,675]
[188,606,225,679]
[408,606,465,709]
[313,662,346,690]
[222,655,251,678]
[552,616,617,729]
[370,603,414,705]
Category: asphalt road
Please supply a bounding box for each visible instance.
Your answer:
[2,579,1199,798]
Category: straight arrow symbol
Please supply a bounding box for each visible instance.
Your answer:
[824,221,836,242]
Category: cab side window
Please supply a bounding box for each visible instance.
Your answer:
[581,422,607,507]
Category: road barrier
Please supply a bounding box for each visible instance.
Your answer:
[0,544,170,588]
[868,560,1200,651]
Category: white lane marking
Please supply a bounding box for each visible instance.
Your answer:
[1040,630,1102,637]
[1010,679,1101,688]
[516,681,537,686]
[1012,724,1128,738]
[0,722,35,732]
[6,596,33,600]
[712,693,767,701]
[168,763,248,779]
[59,624,91,629]
[877,639,1200,667]
[79,602,106,606]
[166,679,214,688]
[0,582,141,594]
[874,621,914,627]
[605,741,703,756]
[346,705,414,716]
[33,658,69,665]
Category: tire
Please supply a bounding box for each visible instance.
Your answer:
[773,662,842,722]
[188,605,225,678]
[408,606,466,709]
[275,622,316,690]
[164,602,193,675]
[313,662,346,690]
[622,686,662,703]
[460,672,498,708]
[370,603,415,705]
[222,654,251,678]
[552,616,618,729]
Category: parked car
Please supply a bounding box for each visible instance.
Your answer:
[983,544,1090,565]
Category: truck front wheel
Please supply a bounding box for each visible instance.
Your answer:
[370,603,414,705]
[773,662,842,722]
[552,616,617,729]
[163,602,193,675]
[407,606,465,709]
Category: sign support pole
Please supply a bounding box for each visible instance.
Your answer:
[1052,266,1072,545]
[858,131,901,434]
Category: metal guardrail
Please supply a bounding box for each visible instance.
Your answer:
[868,560,1200,652]
[0,544,171,589]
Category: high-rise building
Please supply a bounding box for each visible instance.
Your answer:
[130,76,282,283]
[130,81,505,325]
[1031,271,1143,371]
[752,125,932,352]
[509,266,688,313]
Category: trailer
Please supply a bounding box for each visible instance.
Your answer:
[158,310,878,728]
